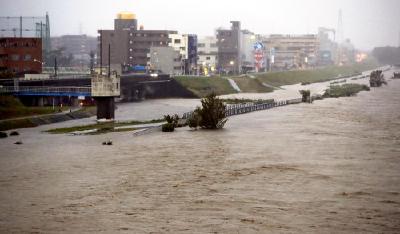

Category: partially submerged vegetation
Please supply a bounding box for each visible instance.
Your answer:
[369,70,387,87]
[299,90,311,102]
[46,118,164,135]
[162,114,179,132]
[188,93,227,130]
[323,83,370,98]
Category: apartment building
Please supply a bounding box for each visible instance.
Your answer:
[263,34,319,70]
[98,12,177,70]
[0,37,42,76]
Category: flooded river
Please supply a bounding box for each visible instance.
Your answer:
[0,72,399,233]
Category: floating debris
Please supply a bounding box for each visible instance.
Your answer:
[102,140,113,145]
[9,131,19,136]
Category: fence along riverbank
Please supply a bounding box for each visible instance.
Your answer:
[181,97,303,119]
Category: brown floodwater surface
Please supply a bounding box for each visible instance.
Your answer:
[0,77,399,233]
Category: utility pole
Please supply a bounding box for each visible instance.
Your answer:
[54,57,57,77]
[108,44,111,77]
[19,16,22,37]
[99,31,102,75]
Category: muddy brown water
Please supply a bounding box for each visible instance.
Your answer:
[0,76,399,233]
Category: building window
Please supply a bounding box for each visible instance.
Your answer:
[24,54,32,61]
[11,54,20,61]
[174,39,181,44]
[198,43,205,47]
[206,56,210,60]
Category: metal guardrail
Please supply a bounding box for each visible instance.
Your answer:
[181,98,303,119]
[0,86,91,96]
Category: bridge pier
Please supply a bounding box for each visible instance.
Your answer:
[91,73,120,120]
[94,97,115,120]
[38,97,44,107]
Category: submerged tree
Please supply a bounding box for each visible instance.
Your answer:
[299,90,311,102]
[370,70,387,87]
[188,93,227,130]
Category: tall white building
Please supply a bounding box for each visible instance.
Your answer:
[168,34,188,60]
[198,36,218,74]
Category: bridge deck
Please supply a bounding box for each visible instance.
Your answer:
[0,86,91,97]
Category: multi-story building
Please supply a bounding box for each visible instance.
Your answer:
[263,34,319,70]
[198,36,218,74]
[216,21,242,74]
[168,34,198,74]
[149,46,182,75]
[0,37,42,76]
[51,34,97,65]
[98,12,177,71]
[317,27,337,65]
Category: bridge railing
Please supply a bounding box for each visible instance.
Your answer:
[181,98,303,119]
[0,86,91,94]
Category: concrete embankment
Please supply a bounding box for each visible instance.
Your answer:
[0,108,96,131]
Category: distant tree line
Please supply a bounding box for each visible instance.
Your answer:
[372,46,400,65]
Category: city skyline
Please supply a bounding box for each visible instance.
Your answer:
[0,0,399,50]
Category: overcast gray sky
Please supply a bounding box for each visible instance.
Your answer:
[1,0,399,50]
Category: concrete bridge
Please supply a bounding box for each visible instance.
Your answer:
[0,86,91,97]
[0,74,195,106]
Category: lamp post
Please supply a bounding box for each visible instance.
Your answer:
[229,60,235,75]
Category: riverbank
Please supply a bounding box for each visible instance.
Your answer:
[173,63,378,97]
[1,74,399,233]
[0,96,70,120]
[0,107,96,131]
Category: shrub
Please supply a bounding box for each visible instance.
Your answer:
[198,93,227,129]
[323,84,370,98]
[299,90,311,102]
[162,114,179,132]
[162,123,175,132]
[164,114,179,127]
[370,70,387,87]
[188,107,201,130]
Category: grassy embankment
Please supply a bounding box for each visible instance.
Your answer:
[0,96,97,131]
[0,107,96,131]
[173,76,237,97]
[173,63,377,97]
[0,95,69,120]
[46,119,164,135]
[256,63,376,87]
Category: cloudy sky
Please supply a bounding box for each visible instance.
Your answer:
[1,0,399,50]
